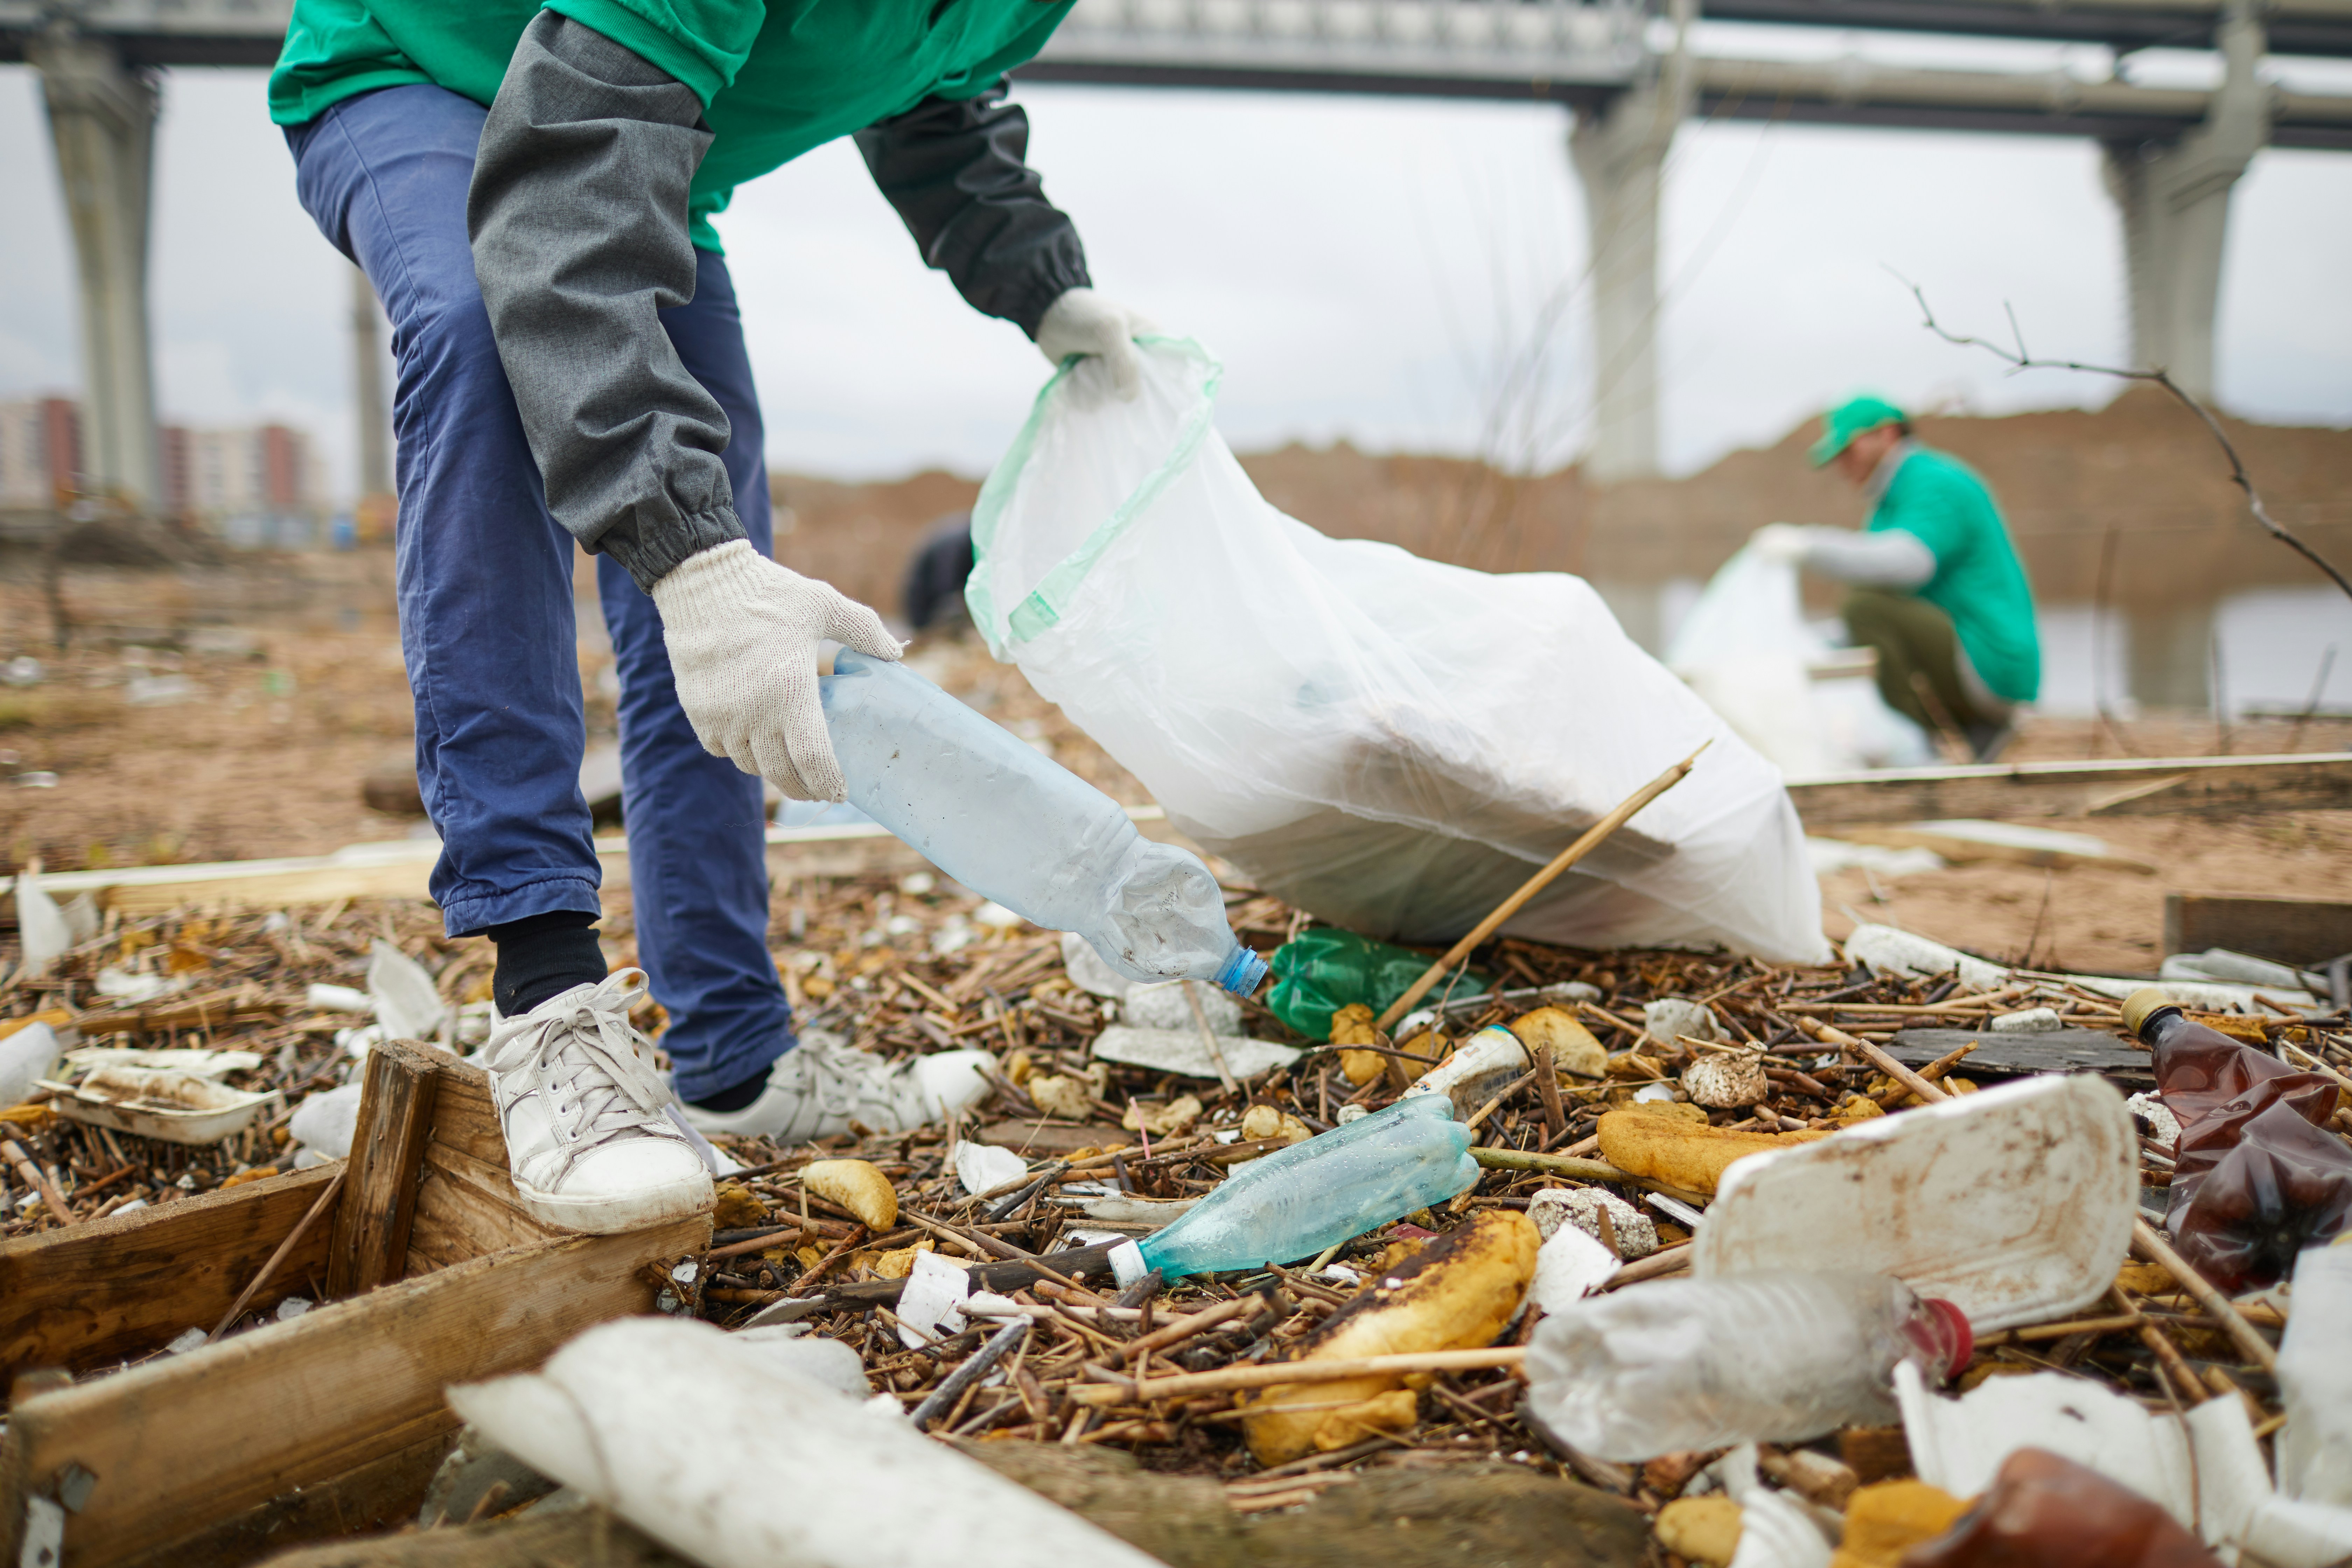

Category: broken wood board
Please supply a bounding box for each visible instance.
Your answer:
[401,1055,564,1276]
[1885,1027,2154,1085]
[1789,751,2352,828]
[0,1164,340,1387]
[0,1218,709,1568]
[2164,893,2352,969]
[330,1038,443,1297]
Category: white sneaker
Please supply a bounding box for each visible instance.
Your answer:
[679,1030,994,1142]
[481,971,713,1234]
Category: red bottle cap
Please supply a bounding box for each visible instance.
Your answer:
[1920,1297,1973,1379]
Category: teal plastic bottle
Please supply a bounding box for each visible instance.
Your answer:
[1107,1096,1478,1284]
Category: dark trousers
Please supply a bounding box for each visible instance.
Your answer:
[1843,587,2004,737]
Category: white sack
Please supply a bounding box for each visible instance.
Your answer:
[968,341,1828,965]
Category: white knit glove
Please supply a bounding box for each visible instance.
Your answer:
[650,540,902,802]
[1036,288,1156,399]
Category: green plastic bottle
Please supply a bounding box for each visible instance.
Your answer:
[1265,929,1491,1040]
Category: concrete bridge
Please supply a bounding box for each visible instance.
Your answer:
[7,0,2348,506]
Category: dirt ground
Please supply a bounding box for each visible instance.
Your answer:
[2,550,2346,976]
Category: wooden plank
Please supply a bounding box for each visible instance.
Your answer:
[2163,893,2352,969]
[0,1165,340,1386]
[115,1432,458,1568]
[1789,752,2352,828]
[1885,1027,2153,1083]
[403,1058,560,1276]
[328,1039,443,1297]
[0,1217,709,1568]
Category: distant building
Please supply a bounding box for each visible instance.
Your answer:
[162,421,329,548]
[0,398,83,517]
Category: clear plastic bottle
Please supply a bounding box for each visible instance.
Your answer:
[1108,1096,1478,1284]
[1522,1271,1971,1461]
[820,649,1265,996]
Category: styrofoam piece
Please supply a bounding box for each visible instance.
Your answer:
[2126,1091,2181,1150]
[1988,1007,2063,1034]
[1530,1223,1621,1312]
[307,982,373,1013]
[1844,923,2008,992]
[1696,1075,2138,1332]
[1402,1024,1527,1112]
[2278,1244,2352,1507]
[287,1081,364,1160]
[894,1250,972,1349]
[94,967,181,1003]
[1893,1360,2194,1527]
[61,891,99,945]
[369,938,447,1042]
[1708,1444,1835,1568]
[14,867,69,979]
[41,1067,277,1145]
[0,1022,61,1106]
[1643,998,1720,1046]
[1806,838,1944,879]
[954,1141,1029,1197]
[450,1318,1166,1568]
[65,1046,262,1078]
[2188,1385,2352,1566]
[1121,978,1243,1035]
[1091,1025,1301,1082]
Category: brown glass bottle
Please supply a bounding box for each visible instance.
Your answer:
[1902,1447,2221,1568]
[2123,988,2352,1290]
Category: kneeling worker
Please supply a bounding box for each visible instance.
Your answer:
[1755,396,2039,761]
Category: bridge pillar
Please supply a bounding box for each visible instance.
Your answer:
[1569,5,1691,484]
[2099,0,2269,401]
[30,26,161,514]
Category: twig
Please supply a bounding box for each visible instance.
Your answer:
[910,1318,1029,1432]
[1072,1346,1525,1408]
[2130,1218,2278,1373]
[209,1167,345,1340]
[1901,276,2352,604]
[1375,744,1708,1032]
[1,1136,74,1225]
[1182,982,1240,1096]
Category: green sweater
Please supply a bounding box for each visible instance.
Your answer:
[269,0,1075,249]
[1869,447,2041,704]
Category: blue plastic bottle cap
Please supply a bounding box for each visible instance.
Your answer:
[1217,945,1270,998]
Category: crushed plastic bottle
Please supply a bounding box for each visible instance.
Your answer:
[820,649,1265,996]
[1264,928,1489,1038]
[1523,1270,1972,1461]
[1107,1095,1478,1284]
[2123,988,2352,1289]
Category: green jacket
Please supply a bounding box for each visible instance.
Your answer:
[270,0,1076,249]
[1869,447,2040,704]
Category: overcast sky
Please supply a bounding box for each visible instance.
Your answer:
[2,28,2347,500]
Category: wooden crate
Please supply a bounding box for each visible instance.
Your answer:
[0,1041,710,1568]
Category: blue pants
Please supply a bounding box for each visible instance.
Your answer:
[287,84,792,1101]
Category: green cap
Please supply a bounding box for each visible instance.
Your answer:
[1808,394,1908,467]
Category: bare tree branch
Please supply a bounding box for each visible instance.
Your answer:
[1898,275,2352,604]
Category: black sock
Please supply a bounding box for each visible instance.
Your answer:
[689,1061,773,1113]
[487,910,605,1016]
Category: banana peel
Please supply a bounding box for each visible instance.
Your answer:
[1597,1109,1836,1195]
[1241,1209,1539,1465]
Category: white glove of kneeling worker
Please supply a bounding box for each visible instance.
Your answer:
[1035,287,1156,399]
[651,540,902,802]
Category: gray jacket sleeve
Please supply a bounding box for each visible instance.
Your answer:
[1799,526,1936,589]
[855,84,1091,340]
[467,10,744,592]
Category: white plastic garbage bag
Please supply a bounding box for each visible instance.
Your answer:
[967,339,1829,965]
[1665,542,1932,775]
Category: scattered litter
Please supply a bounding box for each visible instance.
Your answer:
[3,656,42,685]
[275,1296,313,1322]
[92,967,184,1004]
[1697,1076,2139,1330]
[1527,1185,1659,1259]
[64,1046,263,1078]
[125,673,195,705]
[1530,1220,1621,1311]
[1527,1272,1969,1461]
[287,1080,364,1162]
[1892,1361,2189,1519]
[952,1140,1028,1197]
[1683,1046,1771,1107]
[14,865,69,980]
[1987,1007,2063,1034]
[1090,1024,1300,1081]
[1645,996,1721,1047]
[1807,837,1945,879]
[0,1021,62,1106]
[2277,1242,2352,1507]
[802,1158,898,1231]
[2161,946,2327,993]
[368,938,447,1041]
[306,982,373,1013]
[891,1249,973,1349]
[42,1064,277,1144]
